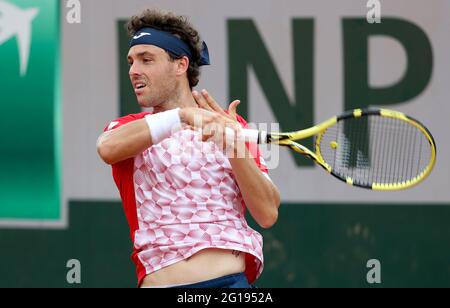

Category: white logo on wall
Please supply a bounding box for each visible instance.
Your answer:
[367,0,381,24]
[66,0,81,24]
[66,259,81,284]
[366,259,382,284]
[0,1,39,76]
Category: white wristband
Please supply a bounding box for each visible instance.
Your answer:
[145,108,182,144]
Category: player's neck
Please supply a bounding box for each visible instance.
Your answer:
[153,85,197,113]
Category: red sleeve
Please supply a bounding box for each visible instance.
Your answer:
[236,114,269,174]
[103,112,151,132]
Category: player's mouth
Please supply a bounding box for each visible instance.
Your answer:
[133,81,148,95]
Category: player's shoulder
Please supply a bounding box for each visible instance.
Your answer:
[103,112,151,132]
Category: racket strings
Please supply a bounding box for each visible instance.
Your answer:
[318,116,432,187]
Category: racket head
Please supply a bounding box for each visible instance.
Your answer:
[315,109,436,190]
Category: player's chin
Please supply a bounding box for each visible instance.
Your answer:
[136,96,153,108]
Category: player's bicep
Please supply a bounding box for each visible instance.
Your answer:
[258,155,272,182]
[236,114,273,182]
[246,141,272,182]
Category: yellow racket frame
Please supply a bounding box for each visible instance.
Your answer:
[267,108,436,191]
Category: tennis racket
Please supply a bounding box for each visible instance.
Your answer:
[241,108,436,191]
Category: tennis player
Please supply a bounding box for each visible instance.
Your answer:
[97,9,280,288]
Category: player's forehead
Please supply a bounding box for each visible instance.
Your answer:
[127,44,165,59]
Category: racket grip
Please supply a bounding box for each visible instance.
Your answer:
[241,129,268,144]
[225,127,268,144]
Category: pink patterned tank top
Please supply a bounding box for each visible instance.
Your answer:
[106,113,266,286]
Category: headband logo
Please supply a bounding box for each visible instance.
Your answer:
[133,32,151,40]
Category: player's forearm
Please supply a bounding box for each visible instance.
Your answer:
[228,148,280,229]
[97,119,153,165]
[98,109,183,165]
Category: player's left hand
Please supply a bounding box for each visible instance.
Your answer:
[192,89,241,122]
[192,89,243,155]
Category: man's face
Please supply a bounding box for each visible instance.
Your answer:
[127,44,179,108]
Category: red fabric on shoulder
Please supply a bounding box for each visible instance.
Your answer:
[103,112,151,132]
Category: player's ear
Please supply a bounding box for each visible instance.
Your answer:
[175,56,190,76]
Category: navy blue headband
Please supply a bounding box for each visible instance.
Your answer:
[129,27,210,66]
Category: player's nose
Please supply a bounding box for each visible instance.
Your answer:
[129,62,142,76]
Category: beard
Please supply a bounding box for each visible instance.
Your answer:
[138,79,179,108]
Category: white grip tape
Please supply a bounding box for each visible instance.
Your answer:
[145,108,182,145]
[225,127,267,144]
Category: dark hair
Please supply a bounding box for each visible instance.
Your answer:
[127,9,203,88]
